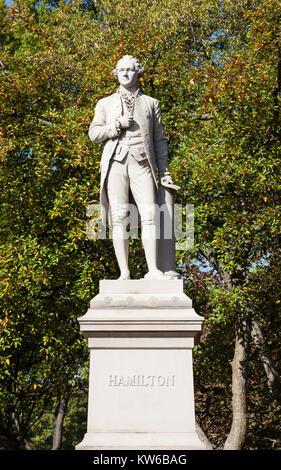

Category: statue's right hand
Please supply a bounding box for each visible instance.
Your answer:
[119,115,133,129]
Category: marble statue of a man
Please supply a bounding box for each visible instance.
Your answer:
[89,55,175,280]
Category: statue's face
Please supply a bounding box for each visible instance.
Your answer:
[116,58,139,88]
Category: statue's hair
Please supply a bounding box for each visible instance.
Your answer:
[113,55,144,78]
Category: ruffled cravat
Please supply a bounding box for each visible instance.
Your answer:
[119,87,139,116]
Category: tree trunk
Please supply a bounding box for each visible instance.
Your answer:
[12,412,26,450]
[23,438,33,450]
[195,417,214,449]
[224,317,251,450]
[252,320,281,406]
[52,391,70,450]
[5,436,21,450]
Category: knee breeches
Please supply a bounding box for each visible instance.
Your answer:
[106,155,157,226]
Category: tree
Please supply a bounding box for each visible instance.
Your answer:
[0,0,280,449]
[171,0,281,449]
[0,0,116,449]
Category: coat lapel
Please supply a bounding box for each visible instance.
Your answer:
[134,92,157,186]
[109,92,123,120]
[134,92,149,133]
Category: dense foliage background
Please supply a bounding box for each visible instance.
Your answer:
[0,0,280,450]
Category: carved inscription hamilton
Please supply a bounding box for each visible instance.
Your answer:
[108,375,175,387]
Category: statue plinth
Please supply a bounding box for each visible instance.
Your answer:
[75,279,206,450]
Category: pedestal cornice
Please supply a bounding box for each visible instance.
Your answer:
[78,279,204,338]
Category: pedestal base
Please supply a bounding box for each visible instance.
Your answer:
[76,432,205,450]
[76,280,206,451]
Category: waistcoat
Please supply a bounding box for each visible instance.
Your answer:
[113,94,147,163]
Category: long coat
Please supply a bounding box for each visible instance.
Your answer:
[88,90,168,226]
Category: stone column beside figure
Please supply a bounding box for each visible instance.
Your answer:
[157,181,181,278]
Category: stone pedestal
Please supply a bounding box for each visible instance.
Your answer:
[75,279,206,450]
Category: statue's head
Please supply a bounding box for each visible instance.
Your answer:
[113,55,144,88]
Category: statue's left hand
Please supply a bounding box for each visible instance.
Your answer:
[160,174,174,186]
[160,174,181,191]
